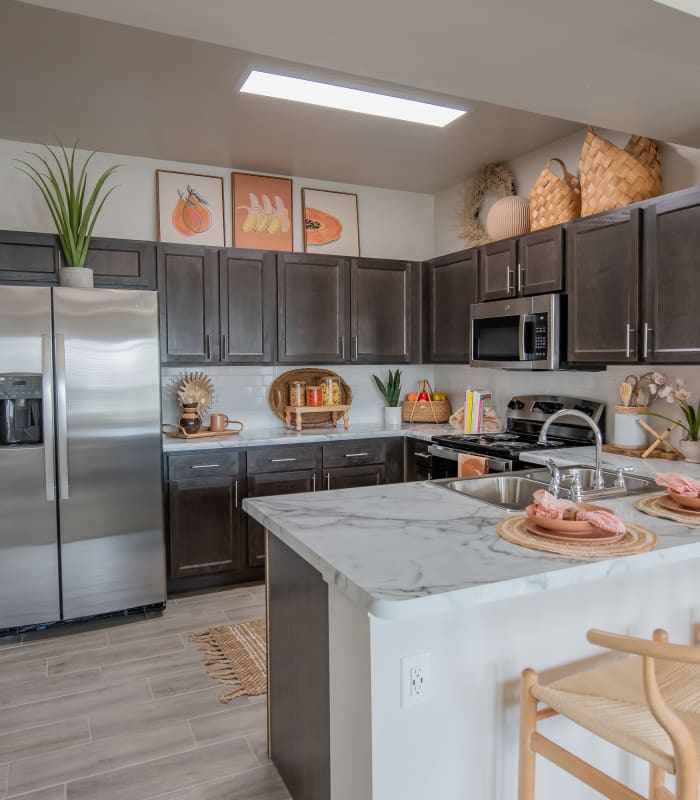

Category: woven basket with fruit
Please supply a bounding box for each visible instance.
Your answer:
[401,379,452,423]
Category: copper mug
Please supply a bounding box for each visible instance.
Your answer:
[209,413,242,433]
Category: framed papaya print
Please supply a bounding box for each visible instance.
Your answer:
[232,172,293,251]
[302,188,360,256]
[156,170,225,247]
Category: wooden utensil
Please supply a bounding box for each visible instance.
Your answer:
[619,381,633,407]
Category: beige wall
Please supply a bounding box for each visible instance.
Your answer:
[434,126,700,256]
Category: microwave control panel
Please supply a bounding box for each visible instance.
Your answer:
[533,313,548,359]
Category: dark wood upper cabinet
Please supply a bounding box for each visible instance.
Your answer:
[219,249,276,364]
[517,226,564,296]
[425,250,478,362]
[479,239,517,300]
[642,187,700,364]
[0,230,59,283]
[277,253,349,364]
[87,237,156,289]
[350,258,415,363]
[567,208,641,364]
[158,244,219,364]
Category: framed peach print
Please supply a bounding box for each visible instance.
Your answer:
[156,170,225,247]
[232,172,293,251]
[302,188,360,256]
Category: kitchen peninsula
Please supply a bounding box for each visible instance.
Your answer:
[244,474,700,800]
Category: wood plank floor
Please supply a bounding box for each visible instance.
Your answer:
[0,584,290,800]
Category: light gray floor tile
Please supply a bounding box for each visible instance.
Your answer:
[0,718,89,766]
[21,613,148,643]
[148,667,216,700]
[245,730,270,765]
[189,703,267,746]
[0,633,108,668]
[47,635,185,676]
[0,659,48,688]
[99,648,202,684]
[223,606,266,625]
[0,670,102,710]
[0,637,22,651]
[89,686,248,741]
[0,679,151,737]
[152,764,289,800]
[8,722,195,796]
[8,787,65,800]
[106,611,230,646]
[65,739,258,800]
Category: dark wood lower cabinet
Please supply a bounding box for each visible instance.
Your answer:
[324,464,385,490]
[268,533,330,800]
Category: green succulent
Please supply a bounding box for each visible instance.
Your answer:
[372,369,402,407]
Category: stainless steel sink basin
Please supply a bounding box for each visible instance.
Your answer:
[436,465,658,511]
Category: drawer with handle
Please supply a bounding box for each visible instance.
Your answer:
[168,451,241,480]
[322,438,386,468]
[246,444,320,474]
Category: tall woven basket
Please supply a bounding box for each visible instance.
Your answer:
[579,126,662,216]
[529,158,581,231]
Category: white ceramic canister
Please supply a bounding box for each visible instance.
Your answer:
[613,405,650,448]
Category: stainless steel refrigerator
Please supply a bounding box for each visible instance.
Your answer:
[0,286,166,629]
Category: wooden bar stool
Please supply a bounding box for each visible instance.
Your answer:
[519,628,700,800]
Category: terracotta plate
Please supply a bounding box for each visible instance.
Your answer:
[523,518,626,545]
[668,490,700,511]
[525,503,611,533]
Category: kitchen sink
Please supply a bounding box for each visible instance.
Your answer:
[436,465,658,511]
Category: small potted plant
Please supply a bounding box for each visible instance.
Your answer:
[15,140,121,288]
[646,375,700,462]
[372,369,402,428]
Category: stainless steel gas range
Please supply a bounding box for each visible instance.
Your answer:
[427,394,605,477]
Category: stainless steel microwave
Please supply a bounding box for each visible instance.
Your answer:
[470,293,560,370]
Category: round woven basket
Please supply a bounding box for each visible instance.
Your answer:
[401,399,452,424]
[529,157,581,231]
[579,127,662,216]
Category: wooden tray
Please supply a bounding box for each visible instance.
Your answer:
[602,443,682,461]
[284,405,350,432]
[162,423,243,440]
[269,369,352,428]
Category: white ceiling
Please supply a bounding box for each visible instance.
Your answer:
[5,0,700,192]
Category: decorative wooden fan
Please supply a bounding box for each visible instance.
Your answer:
[176,371,214,414]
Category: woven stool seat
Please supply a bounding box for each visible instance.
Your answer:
[533,656,700,776]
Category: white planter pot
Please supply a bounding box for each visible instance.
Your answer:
[384,406,402,428]
[613,405,649,448]
[59,267,94,288]
[679,439,700,464]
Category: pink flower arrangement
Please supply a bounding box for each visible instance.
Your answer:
[645,373,699,441]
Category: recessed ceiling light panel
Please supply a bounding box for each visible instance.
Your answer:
[240,70,466,127]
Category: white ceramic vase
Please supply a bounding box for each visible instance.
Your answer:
[384,406,402,428]
[59,267,94,288]
[679,439,700,464]
[613,405,649,448]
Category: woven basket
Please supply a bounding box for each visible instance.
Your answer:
[400,379,451,423]
[529,158,581,231]
[579,126,662,216]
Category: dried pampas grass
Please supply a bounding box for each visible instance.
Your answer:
[457,162,515,246]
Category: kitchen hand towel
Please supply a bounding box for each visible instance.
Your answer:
[458,453,488,478]
[655,472,700,496]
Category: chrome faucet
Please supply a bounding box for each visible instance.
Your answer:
[538,409,605,491]
[545,458,561,498]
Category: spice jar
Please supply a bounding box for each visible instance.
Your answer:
[289,381,306,407]
[321,377,341,406]
[306,385,323,407]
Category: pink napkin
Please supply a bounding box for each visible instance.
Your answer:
[655,472,700,497]
[531,490,626,534]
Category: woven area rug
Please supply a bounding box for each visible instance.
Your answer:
[190,619,267,703]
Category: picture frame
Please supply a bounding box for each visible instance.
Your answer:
[231,172,294,251]
[156,170,225,247]
[302,188,360,256]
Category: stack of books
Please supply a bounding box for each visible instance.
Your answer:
[465,388,492,434]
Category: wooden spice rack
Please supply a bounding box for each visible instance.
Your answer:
[284,405,350,432]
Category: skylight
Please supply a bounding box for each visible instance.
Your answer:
[240,70,466,128]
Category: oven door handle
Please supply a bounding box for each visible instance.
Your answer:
[428,445,513,473]
[428,445,459,462]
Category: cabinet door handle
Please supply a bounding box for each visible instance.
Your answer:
[517,263,525,294]
[340,335,345,360]
[205,334,212,360]
[506,266,514,295]
[414,452,431,460]
[344,452,369,458]
[353,335,359,360]
[643,323,652,358]
[270,457,297,463]
[221,333,227,359]
[326,472,331,490]
[190,463,220,469]
[234,479,238,509]
[376,472,381,485]
[312,474,316,491]
[625,323,635,359]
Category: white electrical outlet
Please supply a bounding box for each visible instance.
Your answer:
[401,652,432,708]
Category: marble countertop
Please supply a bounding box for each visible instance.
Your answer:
[243,477,700,621]
[162,422,455,452]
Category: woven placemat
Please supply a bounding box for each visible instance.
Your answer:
[635,493,700,526]
[190,619,266,703]
[497,516,657,558]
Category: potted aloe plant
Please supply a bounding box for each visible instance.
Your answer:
[15,141,121,288]
[372,369,402,428]
[646,374,700,463]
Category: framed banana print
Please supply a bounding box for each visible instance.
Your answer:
[156,170,225,246]
[302,188,360,256]
[232,172,293,251]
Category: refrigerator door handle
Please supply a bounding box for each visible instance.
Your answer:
[41,334,56,501]
[54,333,70,500]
